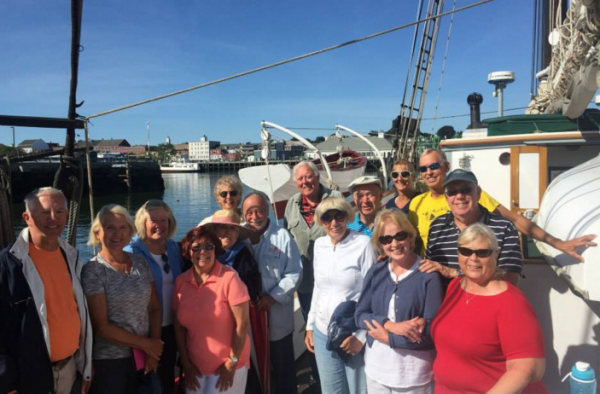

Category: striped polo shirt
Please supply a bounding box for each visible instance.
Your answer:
[425,205,523,274]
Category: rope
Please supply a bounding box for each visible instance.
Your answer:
[422,106,528,121]
[86,0,500,121]
[430,0,458,133]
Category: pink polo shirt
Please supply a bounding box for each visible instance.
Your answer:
[172,263,251,375]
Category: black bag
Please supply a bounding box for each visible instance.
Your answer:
[326,300,359,362]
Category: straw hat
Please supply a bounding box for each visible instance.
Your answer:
[200,209,255,241]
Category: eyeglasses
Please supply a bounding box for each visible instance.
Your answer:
[458,247,496,258]
[321,210,347,223]
[391,171,412,180]
[219,190,239,198]
[161,254,171,274]
[378,231,409,245]
[191,244,216,252]
[445,186,473,197]
[418,162,442,173]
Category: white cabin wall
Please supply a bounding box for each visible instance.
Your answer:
[446,148,511,208]
[521,264,600,392]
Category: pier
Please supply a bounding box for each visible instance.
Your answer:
[200,158,385,172]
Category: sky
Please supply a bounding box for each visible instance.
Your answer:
[0,0,536,147]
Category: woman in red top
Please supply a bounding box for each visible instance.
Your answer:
[173,227,251,394]
[431,223,547,394]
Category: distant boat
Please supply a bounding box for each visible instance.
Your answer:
[160,161,203,173]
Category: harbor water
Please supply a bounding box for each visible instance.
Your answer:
[10,172,277,262]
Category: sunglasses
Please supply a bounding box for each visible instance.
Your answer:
[378,231,409,245]
[458,247,496,258]
[391,171,412,180]
[321,210,347,223]
[191,244,216,252]
[418,162,442,173]
[161,254,171,274]
[445,186,473,197]
[219,190,239,198]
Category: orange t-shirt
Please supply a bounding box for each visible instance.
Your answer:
[29,244,81,361]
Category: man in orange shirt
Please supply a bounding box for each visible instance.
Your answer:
[0,187,93,394]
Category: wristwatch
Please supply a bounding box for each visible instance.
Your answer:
[229,355,239,364]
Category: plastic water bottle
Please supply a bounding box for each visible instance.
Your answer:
[570,362,597,394]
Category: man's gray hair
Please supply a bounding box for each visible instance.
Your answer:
[241,191,271,213]
[420,148,447,163]
[24,187,67,212]
[293,161,319,179]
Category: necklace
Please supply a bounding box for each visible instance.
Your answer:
[462,279,486,305]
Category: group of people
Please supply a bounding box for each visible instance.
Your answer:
[0,148,597,394]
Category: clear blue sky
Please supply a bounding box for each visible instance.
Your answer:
[0,0,535,147]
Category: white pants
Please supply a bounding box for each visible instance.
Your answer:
[366,375,433,394]
[186,366,248,394]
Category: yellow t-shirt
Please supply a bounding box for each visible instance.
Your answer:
[29,245,81,361]
[408,190,500,253]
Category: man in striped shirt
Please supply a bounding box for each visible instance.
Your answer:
[421,169,523,286]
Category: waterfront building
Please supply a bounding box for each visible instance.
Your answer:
[189,135,219,162]
[18,139,51,154]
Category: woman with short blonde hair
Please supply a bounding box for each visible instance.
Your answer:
[82,204,162,394]
[356,209,442,394]
[125,199,184,394]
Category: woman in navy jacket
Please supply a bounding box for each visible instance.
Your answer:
[355,209,443,394]
[125,199,184,394]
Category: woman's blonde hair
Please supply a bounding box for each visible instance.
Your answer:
[134,199,178,240]
[457,223,499,250]
[88,204,135,247]
[371,209,417,253]
[392,159,416,174]
[314,197,353,227]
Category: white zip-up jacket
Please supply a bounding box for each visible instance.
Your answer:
[306,230,377,343]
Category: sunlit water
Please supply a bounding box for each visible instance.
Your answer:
[11,172,276,262]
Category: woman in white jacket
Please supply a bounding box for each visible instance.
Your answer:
[304,197,377,394]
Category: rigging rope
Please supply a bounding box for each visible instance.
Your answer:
[86,0,499,121]
[430,0,458,133]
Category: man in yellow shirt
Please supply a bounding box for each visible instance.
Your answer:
[409,149,597,261]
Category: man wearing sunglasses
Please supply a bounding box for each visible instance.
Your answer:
[347,175,383,237]
[242,191,303,394]
[420,169,522,286]
[409,149,597,262]
[284,161,342,385]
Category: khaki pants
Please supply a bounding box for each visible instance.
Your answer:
[52,356,77,394]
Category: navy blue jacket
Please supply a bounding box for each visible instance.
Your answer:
[355,258,443,350]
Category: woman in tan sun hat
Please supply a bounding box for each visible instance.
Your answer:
[201,209,270,394]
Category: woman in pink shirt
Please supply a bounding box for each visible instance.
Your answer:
[173,226,251,394]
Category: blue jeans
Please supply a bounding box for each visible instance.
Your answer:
[313,328,367,394]
[270,333,297,394]
[298,291,320,383]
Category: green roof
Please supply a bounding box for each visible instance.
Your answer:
[482,111,600,136]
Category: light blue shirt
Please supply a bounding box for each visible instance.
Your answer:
[248,219,303,341]
[347,213,373,237]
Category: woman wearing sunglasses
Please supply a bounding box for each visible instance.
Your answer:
[201,210,269,394]
[173,226,251,394]
[385,160,419,214]
[431,223,547,394]
[355,209,443,394]
[215,175,244,215]
[124,199,184,394]
[305,197,377,394]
